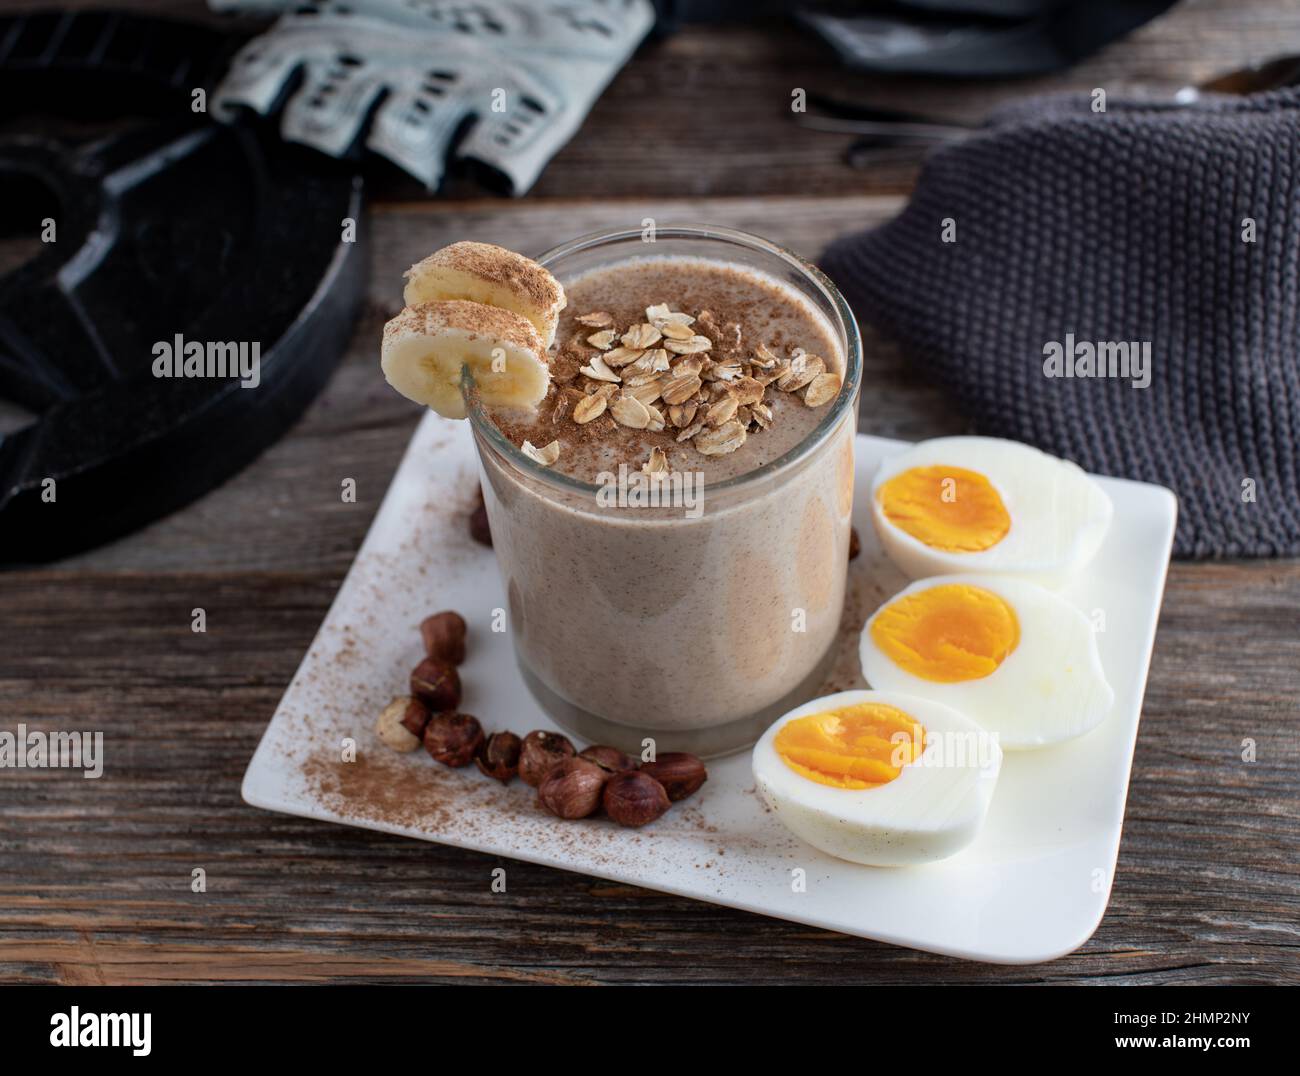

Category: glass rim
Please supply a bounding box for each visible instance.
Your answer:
[464,223,863,498]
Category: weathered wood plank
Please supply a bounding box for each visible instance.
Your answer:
[0,563,1295,985]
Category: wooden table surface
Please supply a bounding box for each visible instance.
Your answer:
[2,0,1298,985]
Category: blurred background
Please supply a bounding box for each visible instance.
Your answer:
[3,0,1298,563]
[5,0,1300,564]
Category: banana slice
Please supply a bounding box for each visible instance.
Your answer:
[381,300,549,419]
[402,241,566,348]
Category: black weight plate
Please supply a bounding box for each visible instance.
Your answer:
[0,10,365,564]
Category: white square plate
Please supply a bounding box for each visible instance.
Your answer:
[243,416,1177,963]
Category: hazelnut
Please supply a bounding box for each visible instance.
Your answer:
[422,712,484,767]
[639,753,707,801]
[579,745,637,774]
[375,697,422,752]
[410,657,461,711]
[602,771,670,827]
[517,730,576,787]
[398,696,431,739]
[469,488,492,546]
[848,526,861,561]
[476,730,522,783]
[421,611,467,665]
[538,758,607,820]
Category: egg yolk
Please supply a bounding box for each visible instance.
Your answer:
[877,465,1011,552]
[871,583,1020,683]
[774,703,925,790]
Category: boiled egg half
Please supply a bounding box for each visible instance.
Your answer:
[752,690,1002,866]
[860,575,1114,750]
[871,437,1113,586]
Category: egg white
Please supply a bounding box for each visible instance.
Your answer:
[860,574,1114,750]
[752,690,1002,867]
[870,436,1113,587]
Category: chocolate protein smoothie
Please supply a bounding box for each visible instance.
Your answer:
[469,233,861,756]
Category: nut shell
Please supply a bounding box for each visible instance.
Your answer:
[475,730,522,783]
[421,611,467,665]
[538,758,607,819]
[639,753,707,802]
[422,712,484,767]
[398,696,431,739]
[578,745,637,774]
[518,730,576,787]
[410,658,461,711]
[603,771,671,827]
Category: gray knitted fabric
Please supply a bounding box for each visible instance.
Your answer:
[822,89,1300,558]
